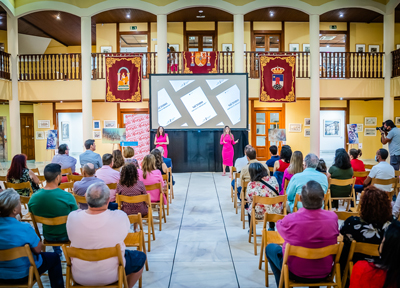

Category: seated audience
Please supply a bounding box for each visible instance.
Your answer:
[350,221,400,288]
[340,186,392,273]
[52,144,77,174]
[7,154,40,196]
[364,148,395,192]
[123,146,139,169]
[231,145,251,197]
[286,153,328,212]
[282,151,303,193]
[349,148,366,193]
[73,163,104,209]
[79,139,102,169]
[139,154,167,204]
[393,193,400,219]
[266,145,280,168]
[66,182,146,288]
[151,148,167,175]
[28,163,78,257]
[316,158,327,174]
[266,181,339,287]
[273,145,292,186]
[95,153,120,203]
[328,148,354,209]
[246,162,281,230]
[157,146,175,185]
[112,149,125,172]
[0,189,64,288]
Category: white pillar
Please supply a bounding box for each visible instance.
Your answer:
[157,15,167,73]
[7,14,21,156]
[234,14,244,73]
[81,16,92,140]
[309,14,320,156]
[383,12,394,121]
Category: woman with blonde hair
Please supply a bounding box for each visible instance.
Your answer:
[123,146,139,169]
[112,150,125,171]
[281,151,303,193]
[138,154,167,204]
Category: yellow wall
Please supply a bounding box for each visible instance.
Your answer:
[0,79,11,100]
[218,22,234,50]
[186,22,215,31]
[44,39,96,54]
[96,23,117,53]
[320,22,347,31]
[33,103,54,162]
[285,22,309,52]
[244,21,251,51]
[253,22,281,30]
[119,23,148,32]
[0,105,11,161]
[167,22,184,51]
[286,100,311,155]
[0,30,7,53]
[349,23,383,52]
[151,22,157,52]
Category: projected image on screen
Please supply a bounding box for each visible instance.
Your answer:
[150,74,247,130]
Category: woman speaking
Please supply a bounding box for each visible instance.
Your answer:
[220,126,239,178]
[154,126,169,158]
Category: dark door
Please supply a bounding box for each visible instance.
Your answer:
[20,113,35,160]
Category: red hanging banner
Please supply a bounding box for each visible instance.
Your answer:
[106,56,142,102]
[183,51,218,74]
[259,55,296,103]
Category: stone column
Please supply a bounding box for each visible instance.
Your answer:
[81,16,92,140]
[234,14,244,73]
[157,14,167,73]
[383,12,395,121]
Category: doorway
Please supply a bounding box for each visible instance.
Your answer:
[0,116,7,161]
[253,34,281,52]
[119,32,148,53]
[185,32,216,51]
[57,112,83,163]
[20,113,35,160]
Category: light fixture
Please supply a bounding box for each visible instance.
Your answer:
[140,40,145,42]
[196,14,205,18]
[60,101,63,103]
[339,12,344,17]
[127,14,131,18]
[199,10,203,13]
[340,97,343,100]
[56,14,60,20]
[269,11,274,17]
[327,45,330,47]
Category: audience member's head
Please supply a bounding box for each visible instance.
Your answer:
[141,154,156,179]
[156,146,164,156]
[333,148,352,169]
[7,154,28,180]
[0,189,20,217]
[378,221,400,288]
[349,148,362,160]
[301,180,325,210]
[303,153,319,169]
[86,182,110,208]
[44,163,62,184]
[288,151,303,175]
[359,186,392,226]
[249,162,268,182]
[123,147,135,159]
[112,150,124,169]
[82,163,96,177]
[245,146,256,160]
[151,149,164,169]
[269,145,278,156]
[84,139,96,151]
[280,145,292,163]
[120,164,139,187]
[102,153,113,167]
[58,144,69,155]
[316,158,327,173]
[377,148,389,162]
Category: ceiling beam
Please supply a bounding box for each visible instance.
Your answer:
[367,14,382,24]
[19,17,69,47]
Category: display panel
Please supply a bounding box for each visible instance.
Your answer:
[150,74,248,130]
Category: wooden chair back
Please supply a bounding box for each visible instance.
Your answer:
[58,181,73,192]
[395,170,400,177]
[335,211,359,221]
[167,166,174,202]
[5,181,34,196]
[145,182,163,192]
[0,175,6,182]
[145,182,165,231]
[31,214,69,243]
[240,179,250,229]
[328,177,356,188]
[61,168,72,175]
[371,177,397,187]
[232,166,237,172]
[353,171,369,178]
[116,194,151,208]
[68,174,83,183]
[31,168,40,175]
[62,244,128,288]
[328,178,356,211]
[268,166,274,173]
[234,172,241,212]
[73,194,87,206]
[252,195,287,215]
[283,179,289,195]
[364,164,375,170]
[0,244,44,288]
[107,183,118,190]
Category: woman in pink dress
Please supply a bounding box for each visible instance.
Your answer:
[220,126,239,178]
[154,126,169,158]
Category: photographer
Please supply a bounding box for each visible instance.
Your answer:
[379,120,400,170]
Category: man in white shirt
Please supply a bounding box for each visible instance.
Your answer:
[66,182,145,287]
[364,148,395,191]
[95,154,120,203]
[231,145,251,199]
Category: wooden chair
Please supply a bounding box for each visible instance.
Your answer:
[249,195,287,255]
[353,171,369,178]
[341,240,380,286]
[37,175,46,188]
[162,174,170,215]
[125,213,149,271]
[58,181,73,193]
[0,244,44,288]
[395,171,400,196]
[68,174,83,183]
[371,177,397,195]
[396,170,400,177]
[167,167,174,201]
[116,193,155,252]
[334,211,359,221]
[62,244,128,288]
[328,178,356,211]
[259,213,285,287]
[231,167,237,202]
[240,179,250,229]
[61,168,72,175]
[364,164,375,170]
[145,183,166,231]
[293,192,330,212]
[31,214,70,249]
[31,168,40,175]
[234,172,241,212]
[0,175,6,189]
[268,166,274,174]
[283,179,290,195]
[5,182,34,221]
[278,242,344,288]
[107,183,118,190]
[73,193,87,207]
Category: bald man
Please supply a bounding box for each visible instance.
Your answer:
[73,163,105,209]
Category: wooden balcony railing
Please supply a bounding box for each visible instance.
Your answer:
[0,51,10,80]
[320,52,384,78]
[392,49,400,78]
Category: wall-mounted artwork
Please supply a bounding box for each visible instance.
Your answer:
[61,121,70,141]
[93,120,100,130]
[324,120,340,137]
[104,120,117,128]
[288,123,302,132]
[365,117,377,126]
[38,120,50,129]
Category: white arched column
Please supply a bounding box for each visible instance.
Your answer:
[157,14,167,73]
[383,12,394,121]
[81,16,92,140]
[234,14,244,73]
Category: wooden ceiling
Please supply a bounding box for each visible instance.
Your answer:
[167,7,233,22]
[245,7,309,22]
[93,9,156,23]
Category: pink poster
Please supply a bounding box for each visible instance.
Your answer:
[125,114,150,166]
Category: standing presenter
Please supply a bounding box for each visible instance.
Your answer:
[220,126,239,178]
[155,126,169,158]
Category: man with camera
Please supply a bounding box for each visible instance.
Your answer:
[379,120,400,170]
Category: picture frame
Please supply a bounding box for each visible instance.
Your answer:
[93,120,101,130]
[355,44,365,53]
[357,124,363,133]
[324,120,341,137]
[397,44,400,50]
[302,44,310,52]
[364,128,377,136]
[45,131,49,139]
[289,123,302,132]
[365,117,377,126]
[289,44,300,52]
[93,130,102,140]
[36,131,45,140]
[104,120,117,128]
[368,45,379,53]
[170,44,179,52]
[304,118,310,127]
[222,44,233,52]
[304,129,310,137]
[38,120,50,129]
[100,46,112,53]
[61,121,70,141]
[395,117,400,126]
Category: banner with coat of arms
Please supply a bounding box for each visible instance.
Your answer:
[106,56,142,102]
[259,55,296,103]
[183,51,218,74]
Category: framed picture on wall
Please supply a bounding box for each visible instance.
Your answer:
[289,44,300,52]
[324,120,340,137]
[368,45,379,53]
[302,44,310,52]
[36,131,44,140]
[61,121,70,141]
[355,44,365,53]
[395,117,400,125]
[304,118,310,126]
[104,120,117,128]
[357,124,363,132]
[38,120,50,129]
[364,128,377,136]
[100,46,112,53]
[304,129,311,137]
[93,120,100,130]
[289,123,302,132]
[45,131,49,139]
[365,117,377,126]
[397,44,400,50]
[222,44,233,52]
[93,131,102,140]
